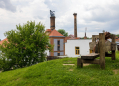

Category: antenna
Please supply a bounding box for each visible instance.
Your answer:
[85,27,87,37]
[85,27,87,32]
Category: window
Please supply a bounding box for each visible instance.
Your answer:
[57,53,60,56]
[57,40,60,45]
[57,40,60,51]
[75,47,79,55]
[90,49,93,53]
[58,46,60,51]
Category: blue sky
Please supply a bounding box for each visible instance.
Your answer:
[0,0,119,40]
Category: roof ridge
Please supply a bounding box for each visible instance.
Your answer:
[49,29,64,37]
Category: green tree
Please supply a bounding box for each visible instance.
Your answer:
[0,39,1,41]
[0,21,53,71]
[57,29,68,37]
[116,34,119,38]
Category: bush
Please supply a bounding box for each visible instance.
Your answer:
[0,21,53,71]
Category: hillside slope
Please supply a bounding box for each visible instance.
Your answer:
[0,52,119,86]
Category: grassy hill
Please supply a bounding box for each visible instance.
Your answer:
[0,51,119,86]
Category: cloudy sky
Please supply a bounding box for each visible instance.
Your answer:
[0,0,119,40]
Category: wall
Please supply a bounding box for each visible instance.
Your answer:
[49,37,65,56]
[45,50,49,56]
[65,39,92,57]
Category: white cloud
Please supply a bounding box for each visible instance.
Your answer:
[0,0,119,40]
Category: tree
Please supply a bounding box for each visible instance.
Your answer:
[0,21,53,71]
[57,29,68,37]
[0,39,1,41]
[116,34,119,38]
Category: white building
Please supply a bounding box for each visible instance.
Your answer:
[65,39,92,57]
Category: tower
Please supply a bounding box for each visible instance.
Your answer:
[73,13,77,38]
[50,10,55,30]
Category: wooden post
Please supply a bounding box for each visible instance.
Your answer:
[92,35,95,42]
[99,33,105,69]
[111,34,116,60]
[77,58,83,68]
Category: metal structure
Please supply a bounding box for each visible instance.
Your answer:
[50,10,55,17]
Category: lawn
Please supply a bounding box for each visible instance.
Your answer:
[0,51,119,86]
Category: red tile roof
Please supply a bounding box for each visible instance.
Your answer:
[49,29,64,36]
[65,37,71,42]
[65,37,80,42]
[116,36,119,41]
[45,29,51,32]
[0,38,8,45]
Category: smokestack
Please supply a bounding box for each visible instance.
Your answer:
[50,10,55,30]
[73,13,77,38]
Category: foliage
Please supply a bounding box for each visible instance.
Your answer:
[0,52,119,85]
[81,37,91,39]
[0,21,53,71]
[116,34,119,38]
[57,29,68,37]
[0,39,1,41]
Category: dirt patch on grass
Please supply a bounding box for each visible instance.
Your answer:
[113,69,119,74]
[69,69,73,71]
[63,63,90,66]
[16,78,20,81]
[83,64,90,66]
[64,60,72,62]
[63,61,72,63]
[63,64,75,66]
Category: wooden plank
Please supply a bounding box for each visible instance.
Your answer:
[105,53,112,57]
[47,56,60,61]
[95,43,99,53]
[92,35,99,42]
[81,53,99,60]
[94,35,99,38]
[111,35,116,60]
[112,50,115,60]
[99,33,105,69]
[77,58,83,68]
[92,35,96,42]
[82,59,100,64]
[81,56,97,60]
[111,42,116,50]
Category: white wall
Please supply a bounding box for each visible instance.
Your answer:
[65,39,92,57]
[45,50,49,56]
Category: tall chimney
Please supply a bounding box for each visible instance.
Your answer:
[73,13,77,38]
[50,17,55,30]
[50,10,55,30]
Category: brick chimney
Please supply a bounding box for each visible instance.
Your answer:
[50,17,55,30]
[50,10,55,30]
[73,13,77,38]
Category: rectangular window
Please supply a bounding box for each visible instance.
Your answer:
[57,53,60,56]
[90,49,92,53]
[75,47,79,55]
[57,40,60,45]
[58,46,60,51]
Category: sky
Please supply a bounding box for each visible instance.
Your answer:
[0,0,119,40]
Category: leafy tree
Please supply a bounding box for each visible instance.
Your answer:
[57,29,68,37]
[0,39,1,41]
[116,34,119,38]
[0,21,53,71]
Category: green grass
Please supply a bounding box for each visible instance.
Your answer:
[0,51,119,86]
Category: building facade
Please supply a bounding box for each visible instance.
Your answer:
[65,39,92,57]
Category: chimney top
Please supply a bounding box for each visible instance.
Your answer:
[73,13,77,15]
